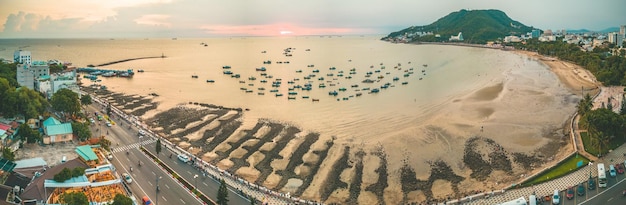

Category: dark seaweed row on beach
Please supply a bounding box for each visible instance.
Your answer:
[399,161,429,200]
[274,133,320,190]
[294,139,334,197]
[365,144,388,205]
[346,149,365,205]
[213,122,265,163]
[229,123,285,172]
[512,152,541,170]
[463,137,492,180]
[169,109,230,139]
[147,107,215,134]
[82,87,160,116]
[254,126,301,184]
[204,120,243,152]
[193,102,244,112]
[320,146,351,201]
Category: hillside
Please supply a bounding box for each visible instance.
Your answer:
[383,9,535,44]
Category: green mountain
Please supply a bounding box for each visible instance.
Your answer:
[383,9,535,43]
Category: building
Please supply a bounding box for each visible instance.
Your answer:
[531,29,541,38]
[449,32,463,41]
[608,32,624,47]
[620,25,625,35]
[16,60,50,90]
[504,36,522,43]
[37,70,79,99]
[14,50,31,65]
[41,117,73,144]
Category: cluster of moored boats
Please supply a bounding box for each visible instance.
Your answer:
[200,47,429,102]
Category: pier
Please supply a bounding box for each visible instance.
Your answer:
[94,54,166,67]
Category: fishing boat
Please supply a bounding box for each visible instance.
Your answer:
[258,87,265,90]
[207,80,215,83]
[275,93,283,97]
[192,75,199,78]
[246,90,253,93]
[370,89,380,93]
[232,74,241,78]
[270,89,279,92]
[338,87,347,91]
[258,92,265,95]
[249,76,257,80]
[312,98,320,102]
[223,70,233,74]
[319,84,326,88]
[312,69,320,73]
[402,82,408,85]
[137,69,145,72]
[288,92,298,95]
[351,84,359,88]
[223,65,231,69]
[260,80,267,83]
[288,96,296,100]
[302,96,310,99]
[329,67,336,70]
[256,67,266,71]
[356,93,363,97]
[263,60,272,64]
[328,91,338,96]
[393,77,400,81]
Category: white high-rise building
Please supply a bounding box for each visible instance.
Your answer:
[13,50,31,65]
[620,25,625,35]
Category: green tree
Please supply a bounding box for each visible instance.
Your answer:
[49,63,64,73]
[577,94,593,128]
[586,108,625,155]
[80,94,92,107]
[60,192,88,205]
[156,138,162,155]
[620,94,626,116]
[51,88,81,118]
[18,123,41,143]
[71,122,92,141]
[2,147,15,161]
[217,178,229,205]
[54,168,73,182]
[0,62,18,87]
[71,167,86,177]
[111,194,133,205]
[0,77,18,117]
[98,137,112,151]
[15,87,49,119]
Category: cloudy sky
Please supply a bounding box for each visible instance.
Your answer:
[0,0,624,38]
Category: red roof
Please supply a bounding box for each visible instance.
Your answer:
[0,123,10,131]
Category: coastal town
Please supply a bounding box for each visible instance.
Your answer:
[0,4,625,205]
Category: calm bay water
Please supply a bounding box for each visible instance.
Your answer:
[0,36,540,142]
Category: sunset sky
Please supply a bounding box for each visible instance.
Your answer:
[0,0,624,38]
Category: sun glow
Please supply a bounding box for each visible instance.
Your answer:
[280,30,292,35]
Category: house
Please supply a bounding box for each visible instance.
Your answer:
[19,158,89,205]
[42,117,73,144]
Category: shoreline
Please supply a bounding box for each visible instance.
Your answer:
[77,41,603,204]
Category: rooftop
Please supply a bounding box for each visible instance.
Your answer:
[75,145,98,162]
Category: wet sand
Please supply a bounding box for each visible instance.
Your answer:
[80,47,601,204]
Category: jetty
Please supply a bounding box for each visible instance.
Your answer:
[94,54,166,67]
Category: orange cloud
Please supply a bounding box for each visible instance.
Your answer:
[199,23,366,36]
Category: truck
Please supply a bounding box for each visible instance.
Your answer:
[598,163,607,188]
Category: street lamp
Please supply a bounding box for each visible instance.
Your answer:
[156,175,162,205]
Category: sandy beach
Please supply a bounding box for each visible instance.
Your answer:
[79,45,606,205]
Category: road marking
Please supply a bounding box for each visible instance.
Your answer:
[607,197,613,201]
[148,181,153,186]
[187,171,192,175]
[162,196,167,201]
[165,184,170,189]
[152,171,156,176]
[203,182,208,186]
[180,199,186,204]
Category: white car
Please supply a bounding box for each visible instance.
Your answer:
[177,154,190,163]
[106,122,112,127]
[89,118,95,124]
[122,173,132,184]
[552,189,560,204]
[138,129,146,136]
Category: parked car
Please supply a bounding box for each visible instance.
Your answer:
[566,187,574,200]
[122,173,132,184]
[106,121,112,127]
[552,190,560,204]
[609,164,617,177]
[588,177,596,190]
[616,163,624,174]
[577,183,585,196]
[178,154,190,163]
[89,118,95,124]
[138,129,146,136]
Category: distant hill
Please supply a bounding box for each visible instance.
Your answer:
[598,27,619,33]
[383,9,535,44]
[566,27,619,34]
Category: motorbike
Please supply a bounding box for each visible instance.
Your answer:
[130,166,133,172]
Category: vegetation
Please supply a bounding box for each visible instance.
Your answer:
[522,154,590,187]
[156,138,162,155]
[51,88,81,117]
[18,123,42,143]
[80,94,92,107]
[585,108,625,155]
[217,178,229,205]
[513,39,626,86]
[111,194,133,205]
[49,63,65,73]
[98,137,112,151]
[384,9,534,44]
[60,192,88,205]
[54,167,86,182]
[2,147,15,161]
[0,62,18,87]
[0,77,49,119]
[71,122,92,141]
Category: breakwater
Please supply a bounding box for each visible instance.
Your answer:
[95,55,166,67]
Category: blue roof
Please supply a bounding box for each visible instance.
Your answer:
[75,145,98,161]
[14,157,48,169]
[43,117,61,126]
[47,123,72,135]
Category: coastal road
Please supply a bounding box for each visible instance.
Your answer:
[142,142,252,205]
[86,103,251,204]
[579,176,626,205]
